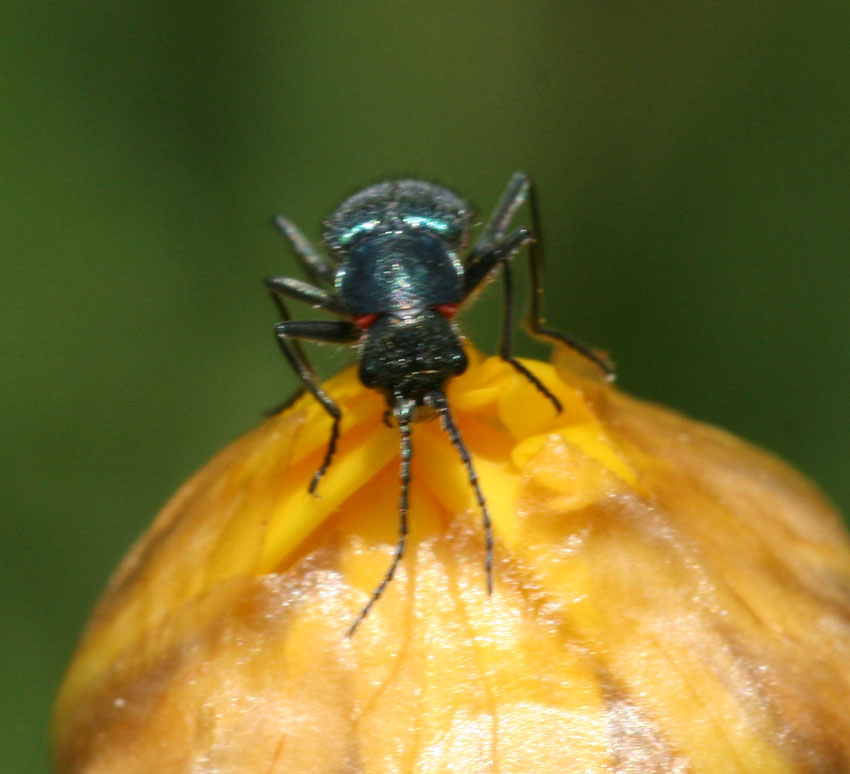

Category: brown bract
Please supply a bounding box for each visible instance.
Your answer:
[53,349,850,773]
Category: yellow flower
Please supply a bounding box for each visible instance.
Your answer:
[53,348,850,773]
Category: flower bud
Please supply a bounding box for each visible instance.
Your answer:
[54,351,850,773]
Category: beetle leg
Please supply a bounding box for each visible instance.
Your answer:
[265,275,349,317]
[462,227,532,297]
[265,274,351,398]
[462,228,563,412]
[524,181,615,378]
[498,259,564,413]
[463,171,533,291]
[470,171,531,255]
[273,316,360,495]
[276,319,360,344]
[465,174,614,381]
[272,215,336,286]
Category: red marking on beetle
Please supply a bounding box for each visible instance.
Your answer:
[353,313,380,330]
[434,303,459,319]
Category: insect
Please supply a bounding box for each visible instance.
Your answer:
[266,172,611,634]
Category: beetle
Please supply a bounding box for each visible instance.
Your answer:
[266,172,611,634]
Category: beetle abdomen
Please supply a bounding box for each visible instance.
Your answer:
[323,179,470,253]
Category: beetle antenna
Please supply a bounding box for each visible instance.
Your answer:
[429,391,493,596]
[348,399,414,636]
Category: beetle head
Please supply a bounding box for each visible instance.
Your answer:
[358,309,467,413]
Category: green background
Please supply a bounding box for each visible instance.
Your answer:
[4,3,850,771]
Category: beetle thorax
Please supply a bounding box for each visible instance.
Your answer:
[335,232,463,315]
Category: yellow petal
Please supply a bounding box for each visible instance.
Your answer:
[54,350,850,773]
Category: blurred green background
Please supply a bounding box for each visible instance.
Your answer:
[4,2,850,771]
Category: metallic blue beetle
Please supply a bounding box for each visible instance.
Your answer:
[266,173,610,633]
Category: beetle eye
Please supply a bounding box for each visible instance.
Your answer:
[353,313,380,330]
[434,303,459,319]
